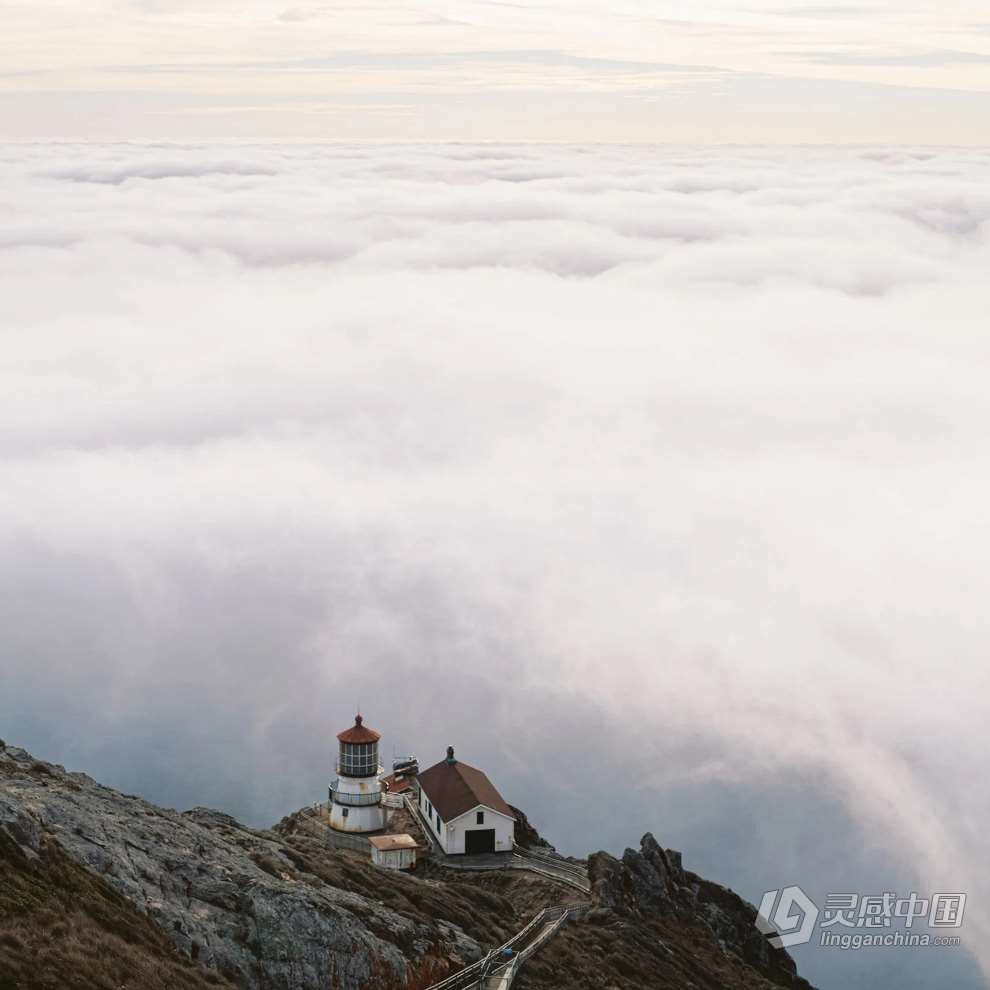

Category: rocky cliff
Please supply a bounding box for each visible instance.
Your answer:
[511,834,815,990]
[0,742,815,990]
[514,833,814,990]
[0,744,487,989]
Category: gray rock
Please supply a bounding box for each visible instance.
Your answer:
[588,831,689,917]
[0,746,477,989]
[588,831,814,989]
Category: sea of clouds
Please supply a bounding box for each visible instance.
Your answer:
[2,142,989,989]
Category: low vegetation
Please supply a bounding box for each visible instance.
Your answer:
[0,828,236,990]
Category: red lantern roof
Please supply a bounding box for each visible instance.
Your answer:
[337,714,381,744]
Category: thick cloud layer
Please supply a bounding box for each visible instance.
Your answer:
[2,143,989,990]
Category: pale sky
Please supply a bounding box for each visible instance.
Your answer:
[3,0,990,141]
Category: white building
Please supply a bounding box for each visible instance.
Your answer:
[417,747,515,855]
[369,833,418,870]
[329,714,387,833]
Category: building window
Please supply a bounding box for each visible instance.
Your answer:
[341,807,348,818]
[476,811,484,825]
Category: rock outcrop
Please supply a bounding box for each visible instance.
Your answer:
[571,832,814,990]
[589,832,690,917]
[509,804,552,851]
[0,745,474,990]
[1,800,238,990]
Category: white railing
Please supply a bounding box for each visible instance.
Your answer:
[403,793,445,855]
[509,858,589,893]
[424,908,555,990]
[330,781,383,807]
[483,908,574,988]
[297,805,372,853]
[326,829,372,853]
[513,907,573,966]
[510,844,590,892]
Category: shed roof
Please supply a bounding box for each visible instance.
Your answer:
[417,750,515,823]
[337,714,381,744]
[382,772,414,794]
[368,834,419,851]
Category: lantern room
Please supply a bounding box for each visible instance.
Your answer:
[336,714,380,777]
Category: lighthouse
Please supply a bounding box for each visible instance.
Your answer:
[329,714,386,833]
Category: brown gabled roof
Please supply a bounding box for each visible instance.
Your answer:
[337,714,380,744]
[417,750,515,823]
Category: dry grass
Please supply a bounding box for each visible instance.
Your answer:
[0,828,237,990]
[274,812,583,953]
[513,912,793,990]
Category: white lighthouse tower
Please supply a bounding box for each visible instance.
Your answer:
[329,714,386,833]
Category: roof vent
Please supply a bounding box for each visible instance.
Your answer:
[446,746,456,765]
[354,714,363,726]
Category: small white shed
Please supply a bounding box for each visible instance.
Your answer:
[369,833,418,870]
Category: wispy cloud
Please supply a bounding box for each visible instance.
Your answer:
[793,48,990,66]
[276,7,321,22]
[4,0,990,139]
[759,3,892,17]
[107,50,726,76]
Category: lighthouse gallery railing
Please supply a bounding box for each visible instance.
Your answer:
[329,780,383,807]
